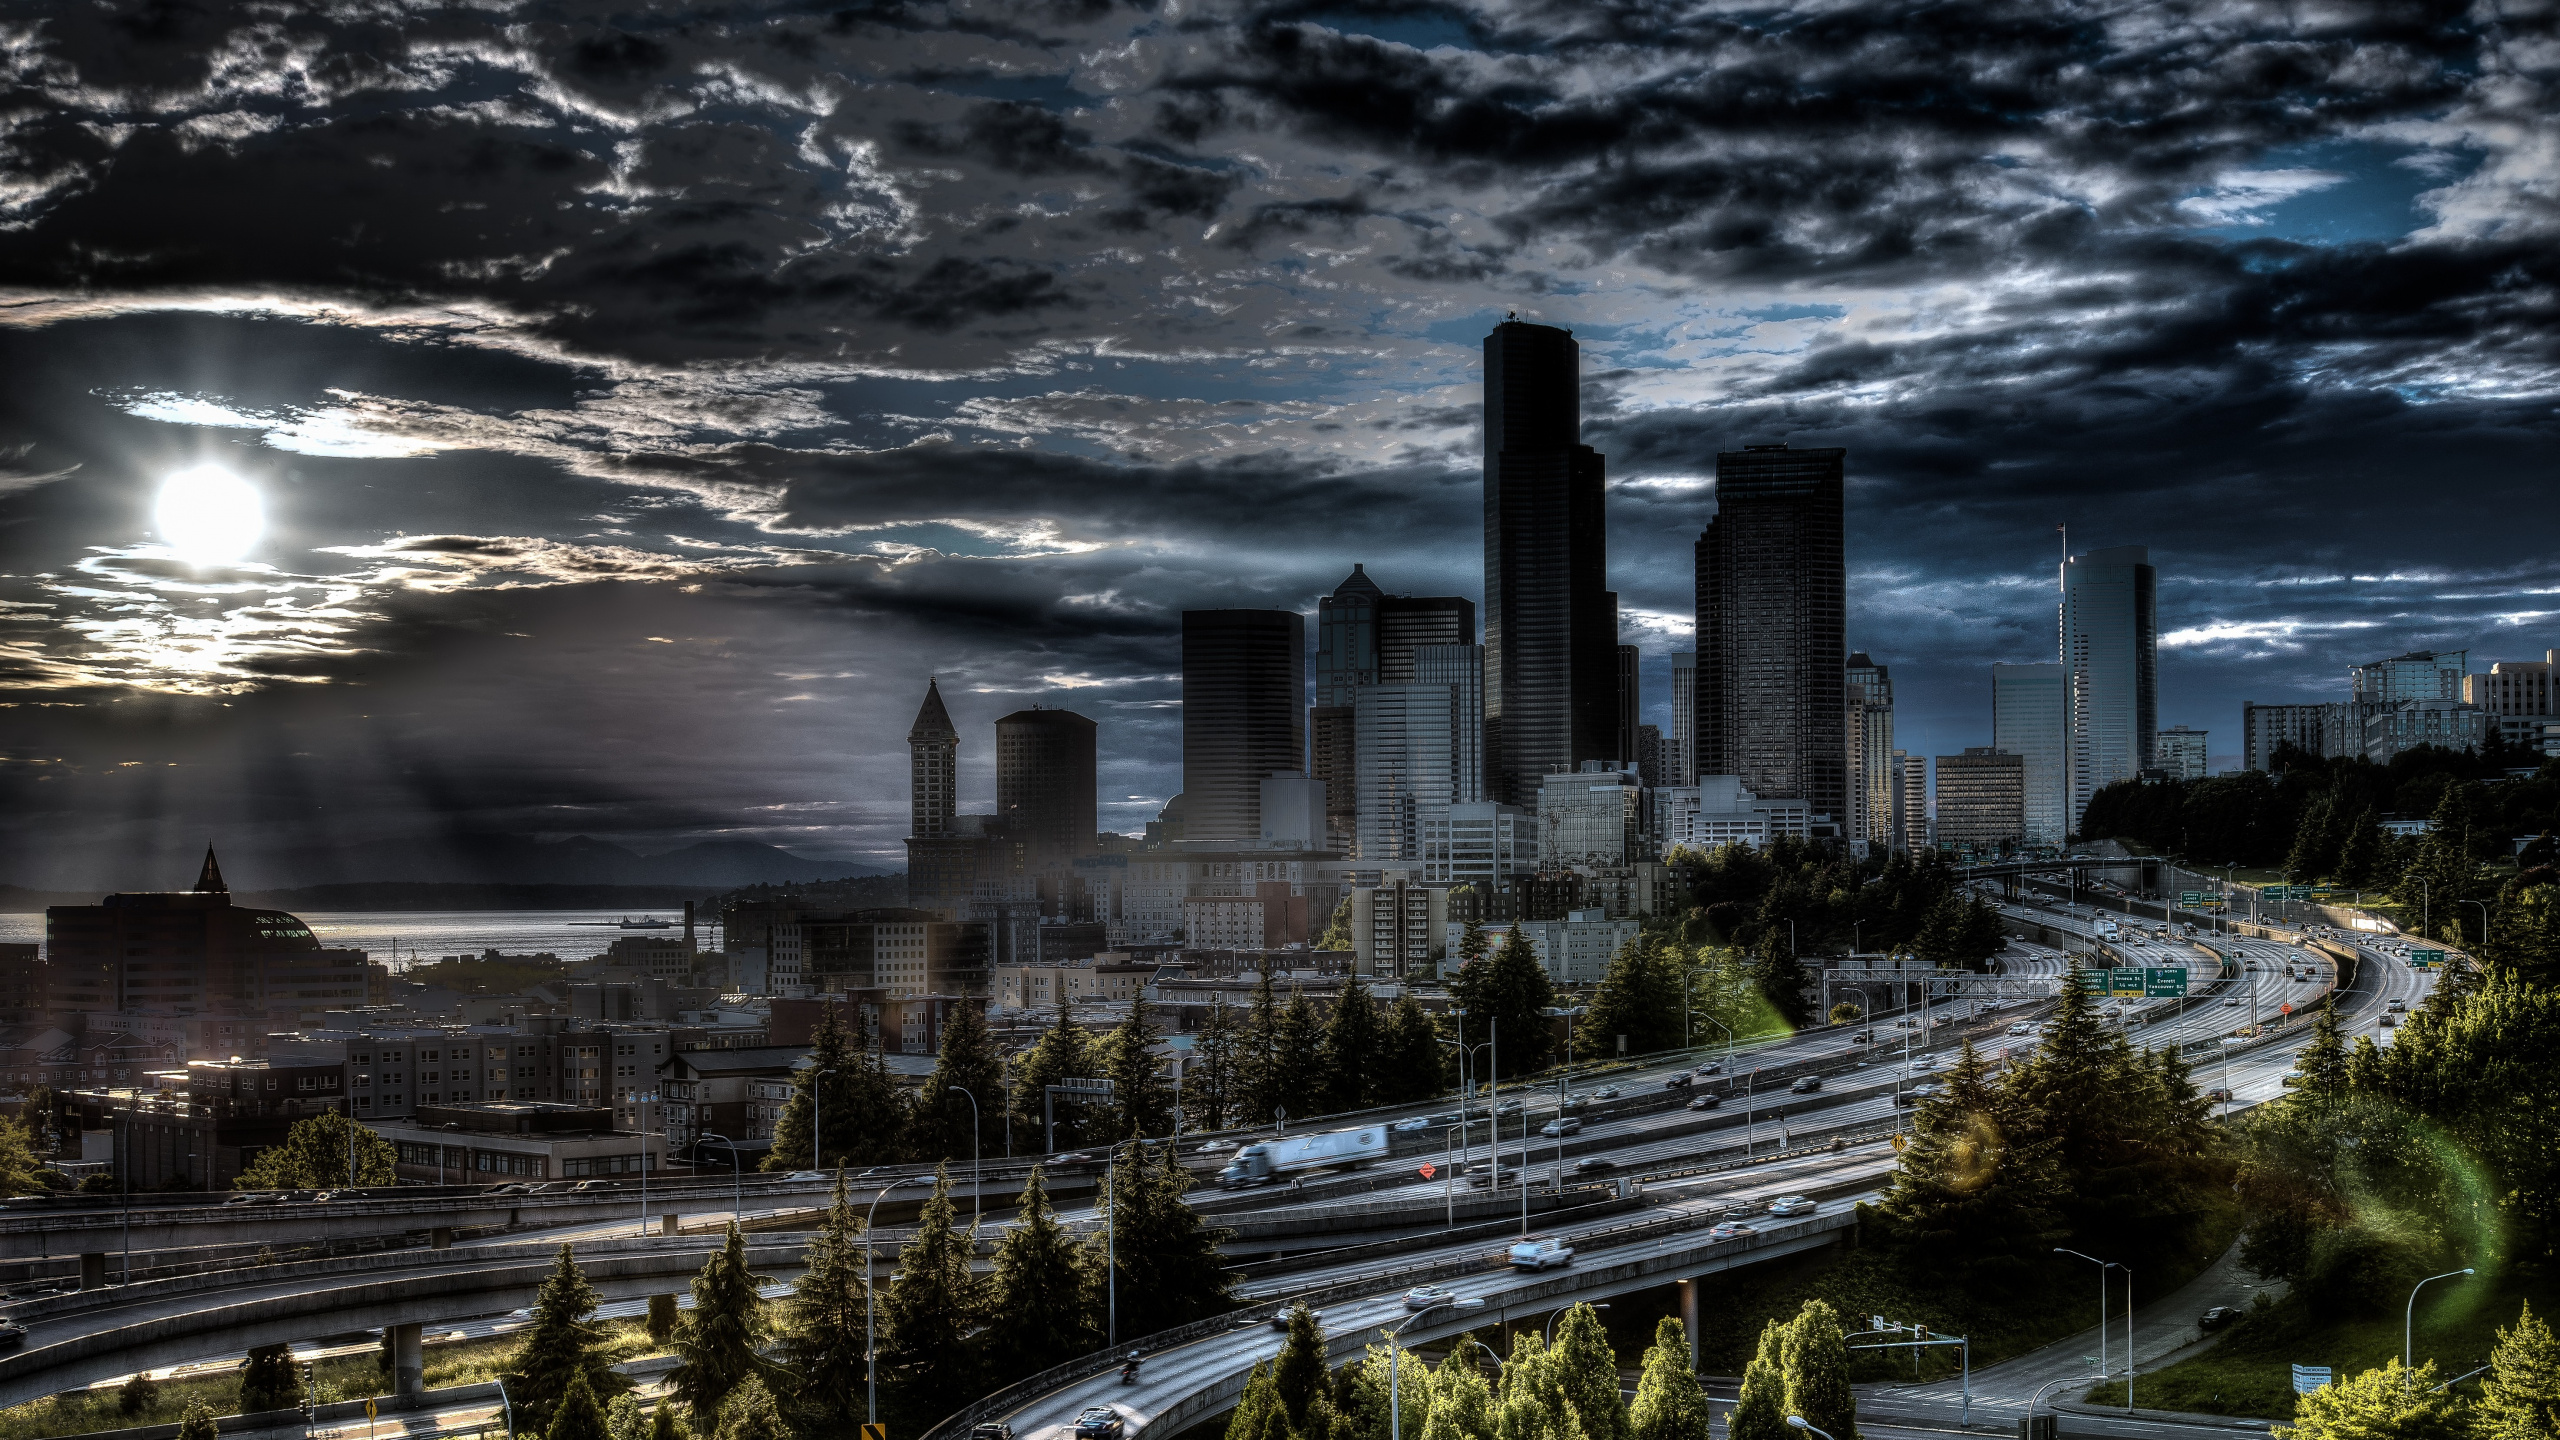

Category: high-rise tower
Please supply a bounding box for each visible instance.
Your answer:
[1482,319,1616,803]
[907,677,958,839]
[1694,444,1847,831]
[2060,545,2158,832]
[1182,609,1307,846]
[1845,652,1896,848]
[996,707,1097,869]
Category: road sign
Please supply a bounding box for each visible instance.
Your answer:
[864,1425,890,1440]
[2079,967,2187,998]
[2292,1365,2332,1395]
[365,1401,376,1421]
[2280,1002,2294,1016]
[2409,949,2444,968]
[1418,1162,1437,1180]
[2144,968,2189,998]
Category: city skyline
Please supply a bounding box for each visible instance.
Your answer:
[3,3,2558,885]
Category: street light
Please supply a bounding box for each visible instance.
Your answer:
[1784,1418,1834,1440]
[2406,1268,2474,1379]
[635,1090,659,1238]
[866,1173,931,1424]
[2055,1249,2121,1400]
[949,1085,983,1234]
[2459,900,2489,953]
[700,1132,741,1221]
[1383,1295,1487,1440]
[494,1376,515,1440]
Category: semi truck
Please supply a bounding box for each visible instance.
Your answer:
[1216,1125,1389,1187]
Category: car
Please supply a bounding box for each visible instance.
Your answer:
[1706,1221,1758,1240]
[570,1180,622,1193]
[2206,1088,2234,1101]
[1896,1084,1942,1107]
[971,1425,1016,1440]
[1788,1075,1823,1094]
[527,1181,571,1194]
[2380,1013,2397,1028]
[1539,1117,1582,1138]
[2198,1306,2242,1333]
[1688,1094,1723,1111]
[2387,999,2407,1013]
[1430,1112,1466,1126]
[223,1192,261,1206]
[1572,1157,1619,1174]
[1466,1165,1513,1189]
[1269,1309,1318,1331]
[1196,1139,1235,1155]
[1560,1094,1590,1111]
[1073,1407,1125,1440]
[1392,1116,1432,1133]
[1403,1283,1462,1309]
[1493,1099,1524,1116]
[1694,1062,1722,1076]
[0,1320,24,1350]
[1767,1195,1818,1217]
[782,1171,830,1182]
[2007,1022,2034,1035]
[1049,1152,1100,1166]
[1664,1072,1695,1089]
[1590,1086,1622,1101]
[2296,972,2311,983]
[487,1182,534,1195]
[1909,1058,1939,1073]
[1849,1030,1875,1044]
[1507,1236,1574,1271]
[2280,1069,2306,1088]
[2223,998,2244,1007]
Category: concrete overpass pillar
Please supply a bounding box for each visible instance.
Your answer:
[78,1253,106,1290]
[390,1322,425,1405]
[428,1226,454,1249]
[660,1213,679,1236]
[1676,1279,1700,1372]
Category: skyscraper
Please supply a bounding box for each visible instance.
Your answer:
[996,707,1098,869]
[1482,319,1616,803]
[1415,643,1487,804]
[1993,662,2067,848]
[1354,683,1461,863]
[1378,595,1476,681]
[2060,545,2158,833]
[1182,609,1307,846]
[1935,748,2026,853]
[2155,725,2209,781]
[1845,652,1896,849]
[1616,644,1641,766]
[1312,565,1385,855]
[1695,444,1848,834]
[1666,651,1697,785]
[908,678,958,839]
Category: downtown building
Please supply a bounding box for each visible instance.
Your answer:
[2061,545,2158,834]
[1694,445,1848,836]
[1482,321,1620,805]
[1993,662,2067,848]
[1934,747,2026,855]
[1845,652,1899,851]
[2156,725,2210,780]
[42,852,373,1025]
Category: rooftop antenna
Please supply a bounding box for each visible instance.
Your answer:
[2058,522,2068,565]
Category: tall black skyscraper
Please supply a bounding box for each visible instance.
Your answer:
[1483,320,1616,803]
[1181,609,1307,846]
[996,707,1097,869]
[1695,444,1847,832]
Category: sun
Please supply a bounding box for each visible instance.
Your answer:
[155,465,264,565]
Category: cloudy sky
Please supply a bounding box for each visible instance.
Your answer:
[2,0,2556,888]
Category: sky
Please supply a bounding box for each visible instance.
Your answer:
[2,0,2557,889]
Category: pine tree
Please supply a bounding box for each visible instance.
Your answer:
[667,1224,771,1427]
[1261,988,1326,1121]
[1373,992,1448,1106]
[2476,1301,2560,1440]
[762,1007,855,1171]
[1458,917,1489,968]
[547,1372,612,1440]
[646,1293,679,1347]
[1449,928,1557,1079]
[1099,996,1177,1137]
[1189,998,1246,1130]
[504,1247,632,1430]
[606,1395,645,1440]
[1725,1323,1788,1440]
[1271,1303,1330,1431]
[1549,1304,1628,1440]
[1095,1139,1233,1334]
[1012,1001,1097,1150]
[648,1402,692,1440]
[980,1167,1101,1375]
[1627,1318,1708,1440]
[2336,807,2386,889]
[1584,935,1684,1058]
[1318,974,1385,1113]
[1874,1039,2063,1291]
[1343,1341,1429,1440]
[2286,795,2338,883]
[1745,927,1814,1030]
[1228,1363,1290,1440]
[2274,1358,2464,1439]
[2297,994,2348,1110]
[711,1376,788,1440]
[1777,1300,1856,1440]
[176,1400,218,1440]
[907,998,1004,1164]
[773,1176,869,1436]
[877,1166,981,1424]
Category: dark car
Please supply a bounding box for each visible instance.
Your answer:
[969,1425,1015,1440]
[1074,1409,1125,1440]
[1694,1063,1722,1076]
[0,1320,24,1349]
[1664,1072,1694,1089]
[1788,1075,1823,1094]
[2198,1306,2242,1333]
[1688,1094,1723,1111]
[1849,1030,1875,1044]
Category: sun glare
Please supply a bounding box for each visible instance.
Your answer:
[155,464,264,565]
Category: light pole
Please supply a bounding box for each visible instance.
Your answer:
[635,1090,658,1238]
[1383,1296,1486,1440]
[949,1085,982,1234]
[2056,1249,2120,1394]
[2459,900,2489,954]
[700,1132,740,1221]
[1785,1417,1834,1440]
[2406,1268,2474,1379]
[494,1377,515,1440]
[814,1068,839,1172]
[866,1174,930,1424]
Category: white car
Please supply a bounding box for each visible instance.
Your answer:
[2006,1022,2034,1035]
[1391,1117,1431,1133]
[1767,1196,1818,1217]
[1196,1140,1235,1155]
[1508,1236,1574,1271]
[1403,1283,1463,1309]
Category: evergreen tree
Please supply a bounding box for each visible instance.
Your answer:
[1261,988,1326,1122]
[1725,1324,1788,1440]
[646,1294,679,1347]
[1190,997,1246,1130]
[877,1166,981,1424]
[2286,794,2338,883]
[2297,995,2349,1111]
[763,1008,907,1169]
[711,1377,788,1440]
[504,1247,632,1430]
[1628,1318,1709,1440]
[1271,1304,1330,1431]
[1873,1040,2063,1291]
[1373,992,1448,1107]
[1745,928,1814,1030]
[2477,1301,2560,1440]
[980,1167,1102,1375]
[2336,807,2386,889]
[119,1371,159,1418]
[1228,1363,1290,1440]
[1457,917,1489,968]
[2483,874,2560,989]
[1421,1355,1496,1440]
[1549,1304,1627,1440]
[232,1109,397,1189]
[1448,929,1557,1079]
[1318,974,1386,1113]
[1777,1300,1856,1440]
[773,1177,869,1437]
[1584,936,1685,1058]
[176,1401,218,1440]
[1095,1139,1233,1334]
[1012,1001,1097,1150]
[2273,1359,2464,1440]
[547,1372,612,1440]
[1098,996,1177,1137]
[666,1224,771,1427]
[907,999,1004,1164]
[607,1395,645,1440]
[648,1402,692,1440]
[1318,895,1356,951]
[1342,1341,1429,1440]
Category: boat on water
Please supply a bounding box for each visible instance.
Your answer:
[566,916,678,929]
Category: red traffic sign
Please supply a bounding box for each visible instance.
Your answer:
[1417,1162,1437,1180]
[2280,1002,2294,1015]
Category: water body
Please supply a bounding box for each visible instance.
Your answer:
[0,909,715,970]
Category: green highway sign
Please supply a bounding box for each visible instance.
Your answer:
[2409,949,2445,968]
[2146,968,2190,998]
[2180,891,2206,905]
[2078,967,2189,999]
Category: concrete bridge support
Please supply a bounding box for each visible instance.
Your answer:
[1676,1278,1699,1370]
[78,1254,106,1290]
[390,1323,425,1406]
